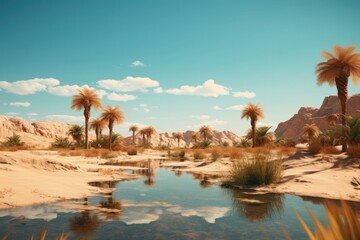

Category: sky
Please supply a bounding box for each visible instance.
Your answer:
[1,0,360,137]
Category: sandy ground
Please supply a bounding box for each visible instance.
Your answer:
[0,148,359,210]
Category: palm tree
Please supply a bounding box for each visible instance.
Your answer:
[199,126,213,141]
[302,124,320,143]
[316,45,360,152]
[191,132,200,143]
[71,87,102,149]
[246,126,275,147]
[100,105,125,150]
[129,125,139,145]
[68,125,84,146]
[241,103,264,147]
[173,132,183,148]
[139,128,147,145]
[89,118,106,144]
[144,126,156,146]
[326,113,340,127]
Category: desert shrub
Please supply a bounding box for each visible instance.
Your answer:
[193,150,206,160]
[84,149,102,157]
[127,147,138,155]
[275,138,296,147]
[51,137,72,148]
[211,149,220,161]
[320,146,341,154]
[226,155,283,186]
[347,145,360,158]
[179,150,186,161]
[100,150,118,159]
[233,138,252,148]
[222,141,229,147]
[193,140,212,148]
[308,141,322,154]
[294,200,360,240]
[229,148,243,160]
[346,115,360,145]
[2,133,24,147]
[2,225,70,240]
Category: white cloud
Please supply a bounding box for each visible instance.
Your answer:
[131,60,145,67]
[233,91,256,98]
[213,105,221,110]
[27,113,38,116]
[143,108,150,113]
[47,84,107,98]
[0,78,59,95]
[168,206,229,224]
[44,115,83,123]
[192,115,210,120]
[107,92,137,102]
[10,102,31,107]
[203,119,227,126]
[154,87,163,94]
[163,80,229,97]
[226,105,245,111]
[4,112,19,116]
[97,76,159,92]
[140,104,147,107]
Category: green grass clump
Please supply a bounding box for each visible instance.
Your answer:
[227,154,283,186]
[51,137,72,148]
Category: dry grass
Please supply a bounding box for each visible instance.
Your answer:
[0,145,30,151]
[126,147,138,155]
[1,225,71,240]
[309,141,322,154]
[293,200,360,240]
[193,150,206,160]
[56,149,118,159]
[348,145,360,158]
[100,168,113,175]
[320,146,341,155]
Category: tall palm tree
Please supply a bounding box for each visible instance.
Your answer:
[173,132,183,148]
[241,103,264,147]
[100,105,125,150]
[71,87,102,149]
[89,118,106,143]
[326,113,340,127]
[139,128,147,145]
[68,125,84,146]
[316,45,360,152]
[302,124,320,143]
[199,126,213,141]
[129,125,139,145]
[144,126,156,146]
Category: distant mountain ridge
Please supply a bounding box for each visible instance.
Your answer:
[0,116,241,148]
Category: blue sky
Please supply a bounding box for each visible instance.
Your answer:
[1,0,360,136]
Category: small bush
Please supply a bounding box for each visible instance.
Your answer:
[127,147,138,155]
[193,150,206,160]
[348,145,360,158]
[100,150,118,159]
[320,146,341,154]
[2,133,24,147]
[226,155,283,186]
[229,148,243,160]
[211,149,220,161]
[51,137,72,148]
[179,150,186,161]
[193,140,212,148]
[222,141,229,147]
[308,141,322,154]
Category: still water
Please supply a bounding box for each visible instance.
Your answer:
[0,165,359,240]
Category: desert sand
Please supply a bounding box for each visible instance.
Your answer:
[0,147,359,210]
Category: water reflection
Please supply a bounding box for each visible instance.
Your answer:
[69,210,100,239]
[99,194,123,221]
[227,189,284,222]
[191,173,220,188]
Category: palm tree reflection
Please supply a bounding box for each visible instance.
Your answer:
[227,189,284,222]
[69,210,100,239]
[99,193,123,221]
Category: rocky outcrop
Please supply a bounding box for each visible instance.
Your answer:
[275,94,360,141]
[124,130,241,147]
[0,116,73,140]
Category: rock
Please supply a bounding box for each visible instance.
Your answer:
[275,94,360,141]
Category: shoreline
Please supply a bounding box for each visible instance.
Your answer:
[0,149,359,210]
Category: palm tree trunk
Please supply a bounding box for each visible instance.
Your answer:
[178,139,180,148]
[335,73,348,152]
[132,131,135,144]
[109,121,113,150]
[251,120,256,148]
[84,107,90,149]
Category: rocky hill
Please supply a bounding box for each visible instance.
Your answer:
[275,94,360,141]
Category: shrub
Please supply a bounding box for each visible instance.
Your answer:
[51,137,72,148]
[211,149,220,161]
[320,146,341,154]
[275,138,296,147]
[308,141,322,154]
[193,140,212,148]
[179,150,186,161]
[229,148,243,160]
[100,150,118,159]
[226,155,283,186]
[222,141,229,147]
[193,150,206,160]
[127,147,138,155]
[347,145,360,158]
[294,200,360,240]
[2,133,24,147]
